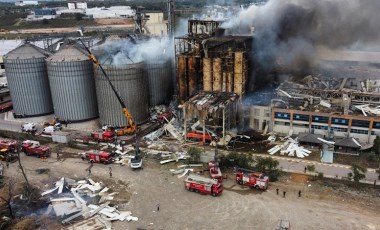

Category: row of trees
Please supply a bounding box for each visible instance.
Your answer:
[186,147,380,184]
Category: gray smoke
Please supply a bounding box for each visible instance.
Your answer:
[93,37,172,65]
[222,0,380,72]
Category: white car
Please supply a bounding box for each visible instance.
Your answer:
[42,123,62,134]
[21,123,37,133]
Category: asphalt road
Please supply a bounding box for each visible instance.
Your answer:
[0,113,378,184]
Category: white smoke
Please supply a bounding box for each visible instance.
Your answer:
[93,37,173,65]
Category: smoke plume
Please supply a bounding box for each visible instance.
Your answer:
[92,37,172,65]
[222,0,380,72]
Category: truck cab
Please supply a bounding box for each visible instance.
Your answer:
[85,150,113,164]
[22,140,50,158]
[91,131,115,143]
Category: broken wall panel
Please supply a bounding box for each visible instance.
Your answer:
[178,55,188,102]
[203,58,213,91]
[213,58,222,91]
[188,56,197,96]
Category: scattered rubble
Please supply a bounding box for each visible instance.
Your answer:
[267,137,311,158]
[40,177,137,229]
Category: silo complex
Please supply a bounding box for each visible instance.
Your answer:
[94,62,149,127]
[145,59,173,107]
[46,45,98,121]
[4,43,53,116]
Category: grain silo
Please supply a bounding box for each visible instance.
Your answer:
[94,61,149,127]
[4,43,53,117]
[46,45,98,122]
[145,59,173,107]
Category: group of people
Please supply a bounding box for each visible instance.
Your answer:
[276,188,302,198]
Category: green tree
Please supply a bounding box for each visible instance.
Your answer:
[219,152,253,169]
[255,157,281,181]
[347,164,367,184]
[186,147,201,164]
[373,135,380,155]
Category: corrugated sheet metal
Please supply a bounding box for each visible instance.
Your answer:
[4,44,53,116]
[47,46,98,121]
[94,61,149,127]
[145,60,172,106]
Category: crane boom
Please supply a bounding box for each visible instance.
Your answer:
[79,39,136,135]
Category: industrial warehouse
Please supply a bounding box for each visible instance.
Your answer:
[0,0,380,229]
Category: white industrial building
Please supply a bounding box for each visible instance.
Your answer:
[86,6,135,19]
[68,1,87,10]
[15,1,38,6]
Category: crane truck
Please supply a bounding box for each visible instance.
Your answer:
[184,174,223,197]
[235,168,269,190]
[80,40,137,136]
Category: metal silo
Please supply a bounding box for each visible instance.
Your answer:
[94,61,149,127]
[145,59,173,107]
[4,43,53,116]
[46,45,98,122]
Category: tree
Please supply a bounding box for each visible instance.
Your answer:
[185,147,201,164]
[219,152,253,169]
[0,176,16,219]
[42,19,49,24]
[347,164,367,184]
[255,157,281,181]
[373,135,380,155]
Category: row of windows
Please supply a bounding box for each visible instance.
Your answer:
[331,118,349,125]
[350,129,368,135]
[330,127,348,132]
[273,112,380,128]
[311,125,328,130]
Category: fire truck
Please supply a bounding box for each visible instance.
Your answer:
[0,139,19,153]
[184,174,223,197]
[21,140,50,158]
[84,150,113,164]
[208,161,223,182]
[235,168,269,190]
[91,131,115,143]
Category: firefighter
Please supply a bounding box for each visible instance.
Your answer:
[283,191,286,198]
[298,190,301,198]
[109,166,112,177]
[276,188,279,195]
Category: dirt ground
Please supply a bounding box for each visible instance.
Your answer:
[1,144,380,230]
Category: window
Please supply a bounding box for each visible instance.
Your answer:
[350,129,368,135]
[330,127,348,133]
[351,120,370,128]
[372,122,380,129]
[274,112,290,120]
[264,110,270,118]
[331,118,349,125]
[312,116,329,123]
[254,109,260,117]
[293,114,309,122]
[311,125,328,130]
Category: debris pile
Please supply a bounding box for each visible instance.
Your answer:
[42,177,137,229]
[267,137,311,158]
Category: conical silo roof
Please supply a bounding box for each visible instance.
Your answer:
[4,43,50,59]
[47,45,89,62]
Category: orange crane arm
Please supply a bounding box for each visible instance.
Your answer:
[80,39,136,135]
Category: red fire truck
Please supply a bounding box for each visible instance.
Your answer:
[184,174,223,197]
[91,131,115,143]
[208,161,223,182]
[0,139,19,153]
[186,131,213,142]
[21,140,50,158]
[235,168,269,190]
[84,150,113,164]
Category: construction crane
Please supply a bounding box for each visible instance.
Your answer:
[79,40,137,135]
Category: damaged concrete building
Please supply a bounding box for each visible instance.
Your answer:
[175,20,252,144]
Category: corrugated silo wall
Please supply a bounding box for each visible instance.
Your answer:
[47,59,98,121]
[146,60,173,107]
[94,62,149,127]
[4,58,53,116]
